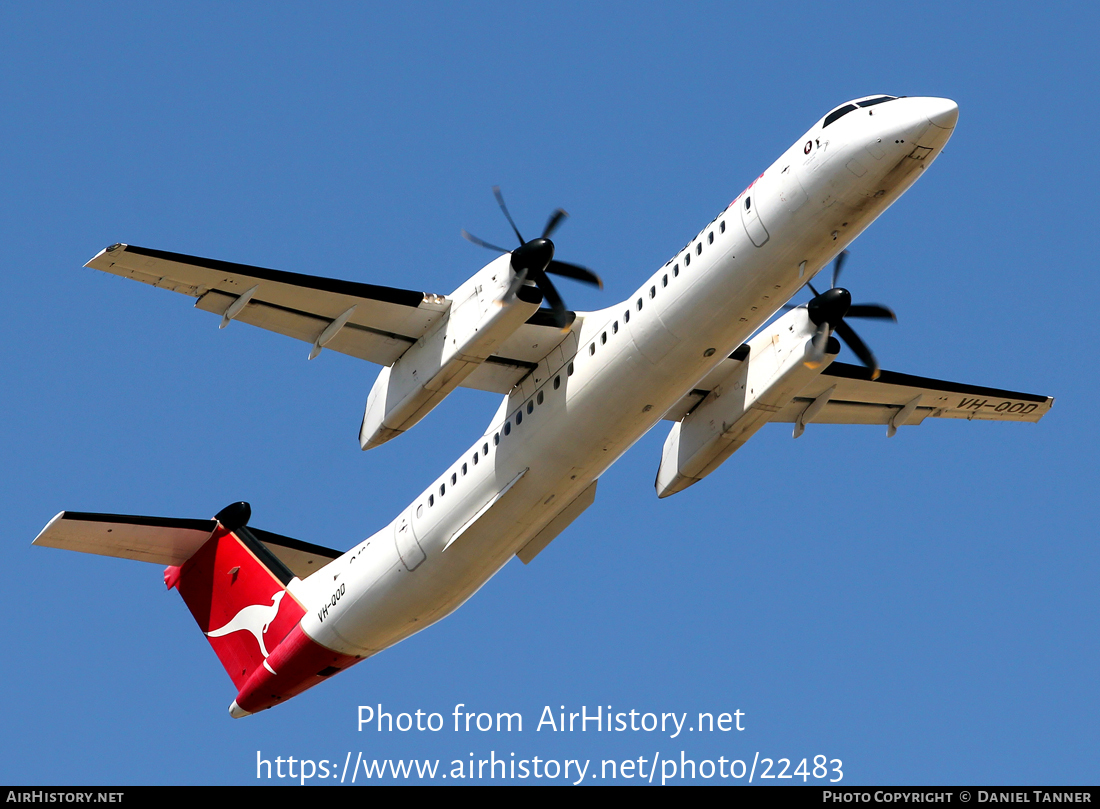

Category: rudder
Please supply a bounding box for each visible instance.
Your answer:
[165,503,306,691]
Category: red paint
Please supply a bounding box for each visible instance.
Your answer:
[731,173,766,207]
[173,526,306,691]
[234,624,361,714]
[166,524,359,712]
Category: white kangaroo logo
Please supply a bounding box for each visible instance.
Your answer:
[206,591,286,674]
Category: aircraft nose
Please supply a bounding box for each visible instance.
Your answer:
[924,97,959,130]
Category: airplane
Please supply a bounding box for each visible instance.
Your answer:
[33,95,1053,718]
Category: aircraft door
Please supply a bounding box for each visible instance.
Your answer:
[740,187,770,247]
[778,165,808,214]
[393,510,426,571]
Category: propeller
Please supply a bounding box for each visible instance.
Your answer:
[462,186,603,330]
[796,250,897,379]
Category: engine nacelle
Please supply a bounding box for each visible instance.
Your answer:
[360,256,542,449]
[655,307,838,498]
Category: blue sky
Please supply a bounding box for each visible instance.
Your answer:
[2,1,1096,786]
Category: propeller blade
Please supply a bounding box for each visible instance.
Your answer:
[807,321,831,366]
[807,280,822,297]
[831,250,849,289]
[846,303,897,321]
[492,186,525,246]
[503,267,529,302]
[462,229,511,254]
[533,271,571,330]
[542,208,568,239]
[466,189,601,325]
[834,320,881,379]
[546,260,603,289]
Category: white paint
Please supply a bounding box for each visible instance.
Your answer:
[298,96,962,658]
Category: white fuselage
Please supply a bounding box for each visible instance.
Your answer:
[290,96,959,659]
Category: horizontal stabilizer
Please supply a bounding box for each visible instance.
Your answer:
[33,512,217,565]
[249,527,343,579]
[34,510,343,577]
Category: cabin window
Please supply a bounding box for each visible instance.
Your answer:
[589,343,595,356]
[673,264,679,277]
[516,411,522,425]
[662,274,667,287]
[461,463,467,475]
[554,375,560,389]
[527,401,534,414]
[612,321,618,334]
[601,331,607,344]
[708,232,713,244]
[537,390,544,405]
[451,473,457,485]
[440,483,445,496]
[504,423,511,436]
[429,494,434,507]
[745,196,751,210]
[568,361,574,375]
[473,452,479,465]
[484,442,490,454]
[685,253,690,266]
[720,221,725,233]
[649,285,656,299]
[636,297,643,311]
[696,243,702,255]
[494,433,500,445]
[624,309,630,323]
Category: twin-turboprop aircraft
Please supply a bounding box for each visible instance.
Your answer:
[34,95,1052,717]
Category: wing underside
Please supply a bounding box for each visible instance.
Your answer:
[663,349,1053,427]
[773,362,1053,425]
[87,244,573,392]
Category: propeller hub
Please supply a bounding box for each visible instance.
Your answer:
[807,287,851,326]
[511,238,555,273]
[464,187,601,332]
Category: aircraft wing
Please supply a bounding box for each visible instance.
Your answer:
[86,244,573,391]
[768,362,1053,426]
[663,353,1052,426]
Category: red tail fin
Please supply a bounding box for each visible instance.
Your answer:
[166,504,306,691]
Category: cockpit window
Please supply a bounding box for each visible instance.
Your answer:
[823,104,857,127]
[857,96,897,108]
